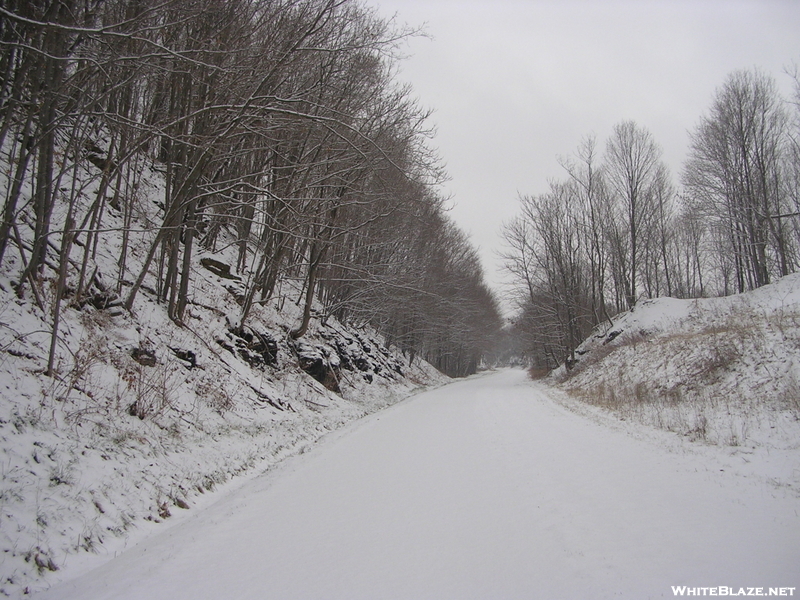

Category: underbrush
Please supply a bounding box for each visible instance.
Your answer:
[565,381,779,447]
[527,366,551,380]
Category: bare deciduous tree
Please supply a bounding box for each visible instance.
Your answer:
[604,120,665,308]
[684,69,796,292]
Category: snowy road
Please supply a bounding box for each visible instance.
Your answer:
[36,369,800,600]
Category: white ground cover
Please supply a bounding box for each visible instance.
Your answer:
[0,136,447,597]
[0,283,444,598]
[556,274,800,452]
[31,369,800,600]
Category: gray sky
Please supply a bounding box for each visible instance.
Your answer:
[372,0,800,297]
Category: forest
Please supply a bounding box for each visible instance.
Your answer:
[0,0,502,379]
[503,68,800,370]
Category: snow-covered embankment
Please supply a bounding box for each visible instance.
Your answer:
[552,274,800,483]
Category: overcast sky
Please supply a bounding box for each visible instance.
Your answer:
[371,0,800,298]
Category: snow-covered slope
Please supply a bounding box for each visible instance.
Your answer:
[554,274,800,450]
[0,156,447,597]
[0,267,446,597]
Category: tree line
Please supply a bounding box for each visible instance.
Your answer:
[0,0,501,378]
[503,68,800,370]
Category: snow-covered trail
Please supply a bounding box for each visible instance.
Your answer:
[36,369,800,600]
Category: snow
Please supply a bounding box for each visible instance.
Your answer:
[555,274,800,452]
[0,290,445,597]
[0,133,447,596]
[31,370,800,600]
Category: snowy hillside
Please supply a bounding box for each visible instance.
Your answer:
[0,264,446,597]
[0,173,447,596]
[554,274,800,451]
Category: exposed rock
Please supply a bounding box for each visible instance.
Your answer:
[84,140,117,173]
[294,342,340,393]
[171,348,197,369]
[131,347,156,367]
[200,258,241,281]
[218,327,278,369]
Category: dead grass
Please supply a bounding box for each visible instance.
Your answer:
[778,374,800,420]
[565,381,752,446]
[558,301,800,447]
[528,366,550,380]
[195,377,235,415]
[558,329,657,384]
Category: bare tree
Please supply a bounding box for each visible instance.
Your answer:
[604,120,665,308]
[0,0,502,383]
[683,69,796,292]
[501,181,595,369]
[560,135,614,324]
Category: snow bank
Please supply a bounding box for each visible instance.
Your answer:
[554,275,800,454]
[0,270,445,597]
[0,146,447,597]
